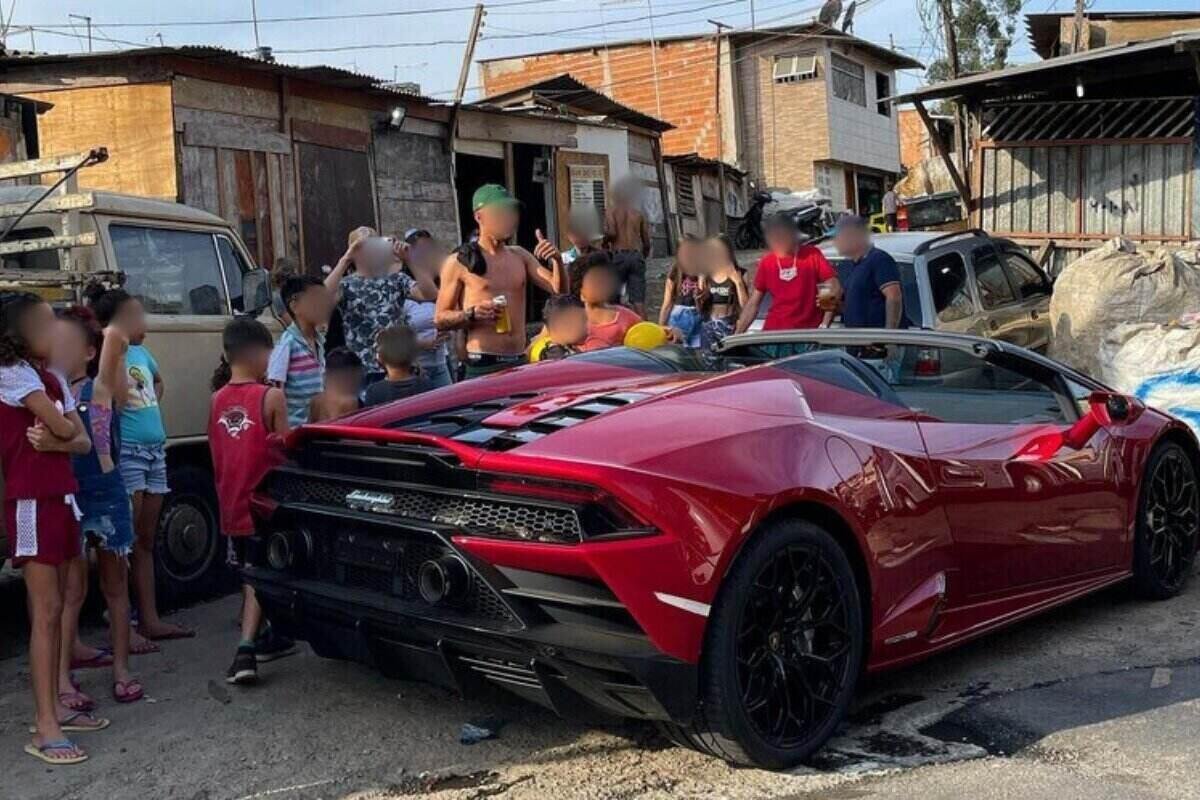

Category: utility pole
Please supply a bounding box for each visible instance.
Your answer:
[454,4,486,104]
[250,0,262,51]
[749,0,756,30]
[1070,0,1086,54]
[709,19,729,234]
[69,14,92,52]
[935,0,968,193]
[646,0,663,118]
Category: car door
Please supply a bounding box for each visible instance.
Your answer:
[968,244,1028,348]
[999,246,1053,353]
[876,342,1127,598]
[104,221,233,440]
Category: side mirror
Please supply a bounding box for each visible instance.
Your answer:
[1088,390,1142,427]
[1015,390,1141,461]
[240,270,272,318]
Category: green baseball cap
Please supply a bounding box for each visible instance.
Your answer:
[472,183,520,212]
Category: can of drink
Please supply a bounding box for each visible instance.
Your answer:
[817,280,838,312]
[493,294,511,334]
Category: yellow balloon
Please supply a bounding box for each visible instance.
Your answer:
[528,336,551,363]
[624,321,668,350]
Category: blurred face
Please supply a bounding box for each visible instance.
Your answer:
[327,368,362,398]
[112,297,148,344]
[358,237,394,275]
[835,226,869,258]
[237,343,273,382]
[21,301,57,361]
[475,204,519,241]
[765,226,796,256]
[291,284,333,326]
[406,236,438,275]
[548,306,588,346]
[51,319,94,377]
[703,240,733,275]
[676,241,702,276]
[580,266,617,305]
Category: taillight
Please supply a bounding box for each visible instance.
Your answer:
[915,347,941,376]
[897,205,909,231]
[476,472,654,542]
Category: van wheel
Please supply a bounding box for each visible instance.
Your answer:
[156,464,229,606]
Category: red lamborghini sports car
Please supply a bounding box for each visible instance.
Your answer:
[246,329,1200,768]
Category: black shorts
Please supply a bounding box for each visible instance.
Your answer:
[226,536,261,570]
[611,250,647,305]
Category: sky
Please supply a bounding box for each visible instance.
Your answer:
[8,0,1199,101]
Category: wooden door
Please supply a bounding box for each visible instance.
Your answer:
[296,142,377,273]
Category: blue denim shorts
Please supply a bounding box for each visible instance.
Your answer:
[81,507,134,556]
[119,442,169,495]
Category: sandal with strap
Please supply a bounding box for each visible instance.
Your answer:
[113,678,144,704]
[29,710,111,734]
[58,688,96,713]
[24,739,87,766]
[70,647,113,670]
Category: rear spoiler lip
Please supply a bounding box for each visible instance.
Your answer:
[286,423,486,466]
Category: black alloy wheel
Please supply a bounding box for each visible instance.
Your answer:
[1134,442,1200,600]
[735,543,854,750]
[662,518,863,768]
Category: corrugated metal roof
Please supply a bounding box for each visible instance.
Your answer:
[664,152,746,176]
[890,30,1200,103]
[478,23,923,70]
[0,45,437,103]
[477,74,674,133]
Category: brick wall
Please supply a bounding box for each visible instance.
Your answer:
[480,38,720,157]
[1059,15,1200,52]
[733,38,830,190]
[898,108,926,170]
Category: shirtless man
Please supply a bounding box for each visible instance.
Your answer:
[604,176,652,316]
[435,184,565,378]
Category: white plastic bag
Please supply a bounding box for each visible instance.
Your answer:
[1099,321,1200,435]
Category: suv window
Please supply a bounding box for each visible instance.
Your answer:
[1002,249,1051,300]
[216,236,250,312]
[926,252,974,323]
[972,246,1016,309]
[829,256,923,326]
[1,227,61,271]
[110,226,228,316]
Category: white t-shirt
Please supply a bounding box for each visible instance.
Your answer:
[882,191,898,215]
[0,361,75,412]
[403,298,447,370]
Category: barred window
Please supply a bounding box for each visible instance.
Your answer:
[831,54,866,107]
[674,170,696,216]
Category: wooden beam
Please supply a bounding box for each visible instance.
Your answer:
[184,122,291,154]
[1032,239,1054,267]
[0,192,94,218]
[290,119,371,152]
[0,149,107,180]
[0,231,97,256]
[913,99,971,210]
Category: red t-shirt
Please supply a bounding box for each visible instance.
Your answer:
[582,306,641,351]
[209,382,279,537]
[754,246,836,330]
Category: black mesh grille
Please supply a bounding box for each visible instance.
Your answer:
[271,472,582,544]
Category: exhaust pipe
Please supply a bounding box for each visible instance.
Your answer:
[418,555,471,604]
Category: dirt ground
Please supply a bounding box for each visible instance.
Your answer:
[3,561,1200,800]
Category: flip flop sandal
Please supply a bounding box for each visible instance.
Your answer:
[28,710,111,734]
[129,637,161,655]
[24,739,87,766]
[58,689,96,713]
[138,625,196,641]
[113,678,144,704]
[70,648,114,670]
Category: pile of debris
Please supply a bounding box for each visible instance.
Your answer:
[1050,238,1200,433]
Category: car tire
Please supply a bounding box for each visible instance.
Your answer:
[1132,441,1199,600]
[663,518,864,768]
[155,464,231,607]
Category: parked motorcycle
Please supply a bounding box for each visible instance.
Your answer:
[732,190,771,250]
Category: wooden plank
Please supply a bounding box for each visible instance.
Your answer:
[1048,147,1069,234]
[234,150,259,258]
[180,145,220,215]
[1144,143,1166,237]
[912,99,971,209]
[172,75,279,120]
[21,84,177,200]
[1029,146,1048,234]
[278,152,301,261]
[1083,145,1106,234]
[456,108,579,148]
[1103,144,1124,236]
[290,119,371,152]
[993,148,1013,232]
[216,148,240,228]
[287,96,371,133]
[1066,145,1081,234]
[0,231,97,256]
[980,149,995,230]
[0,150,106,180]
[184,122,291,155]
[1163,143,1187,237]
[266,153,287,263]
[1123,143,1144,237]
[173,107,281,134]
[252,151,274,268]
[0,192,94,217]
[1011,147,1031,234]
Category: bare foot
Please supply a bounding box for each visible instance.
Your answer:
[136,620,195,641]
[129,631,160,655]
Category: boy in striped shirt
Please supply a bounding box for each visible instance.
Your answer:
[268,275,332,427]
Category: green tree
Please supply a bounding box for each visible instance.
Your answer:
[921,0,1024,82]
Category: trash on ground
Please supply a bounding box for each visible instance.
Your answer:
[1099,319,1200,436]
[460,717,505,745]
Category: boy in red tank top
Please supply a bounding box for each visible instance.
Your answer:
[1,292,100,765]
[208,318,293,685]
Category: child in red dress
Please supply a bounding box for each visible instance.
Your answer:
[0,291,102,765]
[208,317,293,685]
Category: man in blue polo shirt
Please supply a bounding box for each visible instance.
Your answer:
[834,215,907,329]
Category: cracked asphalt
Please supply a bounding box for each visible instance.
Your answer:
[3,562,1199,800]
